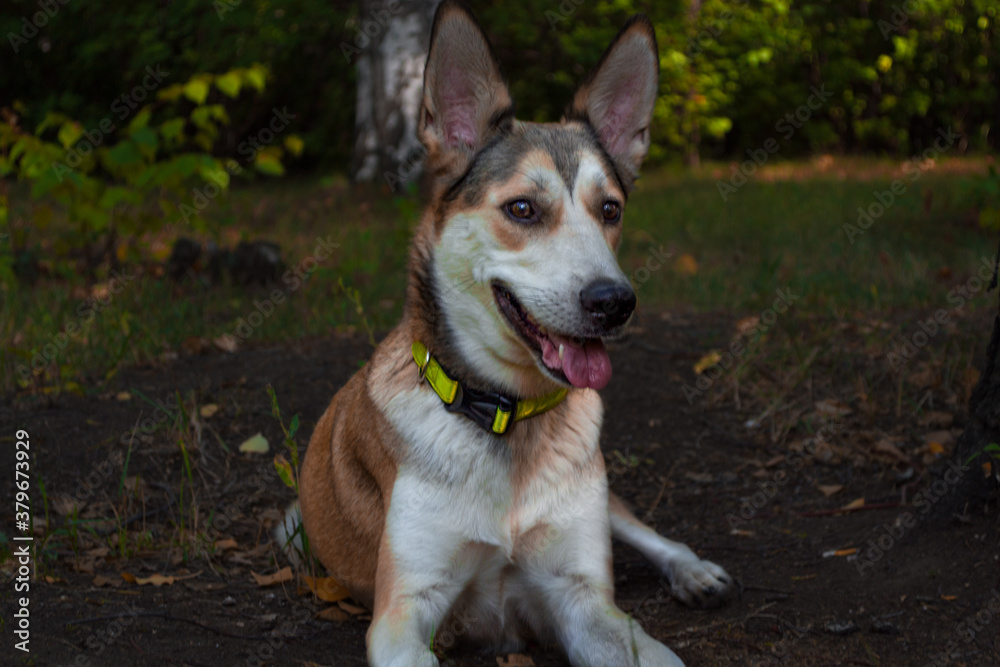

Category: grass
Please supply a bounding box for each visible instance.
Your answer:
[1,155,997,393]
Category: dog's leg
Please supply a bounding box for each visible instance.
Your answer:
[608,492,733,607]
[529,499,686,667]
[366,480,486,667]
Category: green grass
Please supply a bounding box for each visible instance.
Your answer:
[2,156,996,392]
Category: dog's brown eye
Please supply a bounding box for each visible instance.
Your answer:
[506,200,537,222]
[602,201,621,223]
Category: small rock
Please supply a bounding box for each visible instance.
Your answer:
[824,620,859,636]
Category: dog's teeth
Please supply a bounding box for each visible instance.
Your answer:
[558,344,564,360]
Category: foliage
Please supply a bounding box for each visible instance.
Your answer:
[2,0,995,166]
[0,66,300,279]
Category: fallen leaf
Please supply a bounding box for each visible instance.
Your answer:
[239,433,269,454]
[120,572,137,584]
[815,398,853,417]
[116,391,132,401]
[316,606,350,622]
[818,484,843,497]
[841,497,865,510]
[200,403,220,418]
[497,655,536,667]
[873,439,909,463]
[941,595,957,601]
[252,567,293,587]
[693,351,722,375]
[135,573,176,586]
[833,548,858,557]
[181,336,212,355]
[735,316,760,336]
[909,366,939,389]
[928,442,946,456]
[214,538,238,551]
[302,575,351,603]
[923,430,956,447]
[337,600,366,615]
[685,471,714,484]
[93,575,121,588]
[675,253,698,276]
[214,334,240,353]
[918,411,954,429]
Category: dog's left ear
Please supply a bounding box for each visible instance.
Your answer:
[566,16,659,188]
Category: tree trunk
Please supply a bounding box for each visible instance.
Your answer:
[944,250,1000,517]
[350,0,438,191]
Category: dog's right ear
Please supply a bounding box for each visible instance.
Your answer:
[418,1,514,182]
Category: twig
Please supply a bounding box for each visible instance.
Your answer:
[799,501,900,517]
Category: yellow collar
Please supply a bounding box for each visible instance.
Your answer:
[411,341,568,435]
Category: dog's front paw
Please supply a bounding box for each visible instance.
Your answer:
[667,557,734,608]
[369,644,439,667]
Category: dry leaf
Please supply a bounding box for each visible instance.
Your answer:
[93,575,121,588]
[120,572,137,584]
[213,334,240,353]
[918,411,954,429]
[923,430,956,447]
[818,484,843,497]
[842,497,865,510]
[214,538,238,551]
[736,316,761,336]
[833,548,858,557]
[940,595,957,601]
[181,336,212,355]
[675,253,698,276]
[815,399,853,417]
[302,576,351,603]
[685,471,714,484]
[337,600,366,615]
[928,442,946,456]
[116,391,132,401]
[909,366,939,389]
[200,404,220,418]
[693,351,722,375]
[252,567,293,587]
[239,433,270,454]
[135,573,176,586]
[873,439,909,463]
[316,606,350,622]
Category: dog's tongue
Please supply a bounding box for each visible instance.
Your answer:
[540,334,612,390]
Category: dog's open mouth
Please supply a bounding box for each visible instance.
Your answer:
[492,282,613,390]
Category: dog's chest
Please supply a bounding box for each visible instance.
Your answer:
[383,386,603,558]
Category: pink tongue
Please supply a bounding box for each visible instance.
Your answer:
[540,334,613,389]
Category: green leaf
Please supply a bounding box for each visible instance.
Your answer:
[245,65,267,92]
[128,107,152,133]
[254,147,285,176]
[131,127,158,150]
[105,141,143,167]
[57,121,83,149]
[288,414,300,438]
[273,454,296,490]
[238,432,269,454]
[160,118,186,142]
[284,135,304,157]
[183,79,210,105]
[215,72,242,98]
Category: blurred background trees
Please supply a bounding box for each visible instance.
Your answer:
[3,0,996,184]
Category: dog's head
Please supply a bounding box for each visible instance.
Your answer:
[414,1,658,396]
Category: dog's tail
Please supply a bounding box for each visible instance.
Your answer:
[273,500,305,567]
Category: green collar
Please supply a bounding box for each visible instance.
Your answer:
[411,341,568,435]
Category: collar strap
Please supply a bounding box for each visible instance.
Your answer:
[411,341,568,435]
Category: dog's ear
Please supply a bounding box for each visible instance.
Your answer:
[419,1,514,181]
[566,16,659,188]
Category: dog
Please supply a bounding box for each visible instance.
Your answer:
[277,2,734,665]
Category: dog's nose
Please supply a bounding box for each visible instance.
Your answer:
[579,279,636,329]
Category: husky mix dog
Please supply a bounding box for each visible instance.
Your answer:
[278,3,734,665]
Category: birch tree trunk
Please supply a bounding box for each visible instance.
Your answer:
[349,0,438,191]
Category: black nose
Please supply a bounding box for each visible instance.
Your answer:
[579,279,636,329]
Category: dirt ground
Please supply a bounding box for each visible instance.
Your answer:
[2,311,999,667]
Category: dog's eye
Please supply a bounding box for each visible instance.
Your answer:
[505,200,538,223]
[602,200,621,224]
